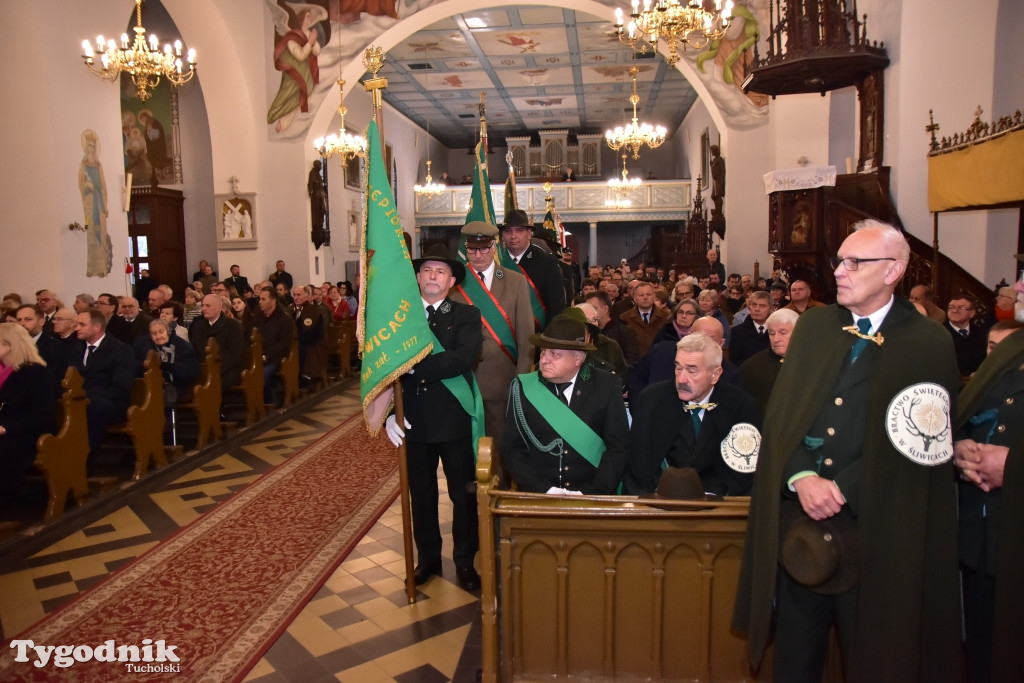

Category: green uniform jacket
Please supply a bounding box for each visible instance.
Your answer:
[732,297,963,681]
[955,328,1024,683]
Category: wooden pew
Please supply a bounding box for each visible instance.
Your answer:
[180,338,224,448]
[107,351,168,479]
[230,328,266,426]
[34,369,92,521]
[328,320,355,379]
[476,437,777,683]
[277,332,300,407]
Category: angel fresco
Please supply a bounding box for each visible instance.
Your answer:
[267,2,329,134]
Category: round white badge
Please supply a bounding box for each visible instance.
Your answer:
[721,423,760,473]
[886,383,953,465]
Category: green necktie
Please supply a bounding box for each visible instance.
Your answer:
[690,410,702,437]
[849,318,873,364]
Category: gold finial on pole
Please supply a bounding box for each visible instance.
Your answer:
[362,46,388,116]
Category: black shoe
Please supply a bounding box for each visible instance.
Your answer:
[456,566,481,591]
[413,561,442,586]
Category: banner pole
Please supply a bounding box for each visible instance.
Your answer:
[363,46,418,603]
[392,381,417,604]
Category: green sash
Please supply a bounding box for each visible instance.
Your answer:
[428,329,485,462]
[498,244,546,328]
[517,372,605,468]
[456,242,518,363]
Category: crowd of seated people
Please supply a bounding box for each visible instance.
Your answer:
[0,265,361,518]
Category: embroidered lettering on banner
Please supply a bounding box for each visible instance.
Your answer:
[721,422,760,473]
[886,382,953,465]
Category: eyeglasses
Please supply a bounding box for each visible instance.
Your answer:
[947,305,974,312]
[465,246,493,254]
[830,256,897,271]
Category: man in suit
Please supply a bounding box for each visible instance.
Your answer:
[268,260,293,292]
[73,309,135,453]
[108,297,152,345]
[947,294,988,378]
[35,289,59,337]
[292,284,327,385]
[189,294,244,389]
[625,331,761,497]
[702,248,726,284]
[225,264,251,296]
[561,166,577,182]
[254,286,293,404]
[451,221,533,446]
[620,281,670,357]
[584,290,639,367]
[627,315,740,401]
[51,308,80,348]
[730,290,773,366]
[501,313,629,496]
[500,209,566,328]
[15,304,70,393]
[384,245,483,591]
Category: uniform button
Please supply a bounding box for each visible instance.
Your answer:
[997,424,1006,433]
[826,427,836,436]
[834,398,843,406]
[1006,397,1014,405]
[824,458,834,467]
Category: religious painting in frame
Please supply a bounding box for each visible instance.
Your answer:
[345,154,361,189]
[120,74,182,186]
[214,193,258,249]
[348,210,361,251]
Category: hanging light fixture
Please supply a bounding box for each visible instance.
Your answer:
[614,0,733,66]
[313,78,367,161]
[608,151,642,193]
[414,124,447,199]
[606,152,641,209]
[605,66,667,160]
[81,0,197,101]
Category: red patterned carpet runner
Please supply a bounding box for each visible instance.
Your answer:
[0,417,398,682]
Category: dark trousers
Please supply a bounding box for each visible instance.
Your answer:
[406,438,478,569]
[775,570,857,683]
[263,363,280,404]
[962,561,996,683]
[85,397,128,453]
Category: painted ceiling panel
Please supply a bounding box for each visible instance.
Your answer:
[376,5,696,149]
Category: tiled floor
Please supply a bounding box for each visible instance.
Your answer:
[0,381,482,682]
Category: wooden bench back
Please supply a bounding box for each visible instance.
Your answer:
[35,368,90,521]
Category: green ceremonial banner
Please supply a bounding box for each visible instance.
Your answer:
[359,120,433,435]
[465,142,496,226]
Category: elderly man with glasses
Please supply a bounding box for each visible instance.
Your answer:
[451,221,533,447]
[735,220,963,682]
[946,294,988,379]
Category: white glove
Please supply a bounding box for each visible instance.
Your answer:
[545,487,584,496]
[385,415,411,447]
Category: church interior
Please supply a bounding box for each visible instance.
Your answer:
[0,0,1022,680]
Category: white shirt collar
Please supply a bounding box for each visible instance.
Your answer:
[851,295,895,334]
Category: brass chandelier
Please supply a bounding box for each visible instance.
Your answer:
[605,66,667,160]
[313,78,368,161]
[81,0,197,101]
[614,0,734,66]
[414,126,447,199]
[606,152,641,210]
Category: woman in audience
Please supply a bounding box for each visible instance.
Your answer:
[158,300,189,342]
[654,298,699,345]
[337,281,357,316]
[325,286,351,321]
[0,323,56,506]
[230,295,253,341]
[182,288,202,328]
[134,320,199,404]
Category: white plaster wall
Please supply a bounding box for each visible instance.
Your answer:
[0,1,135,301]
